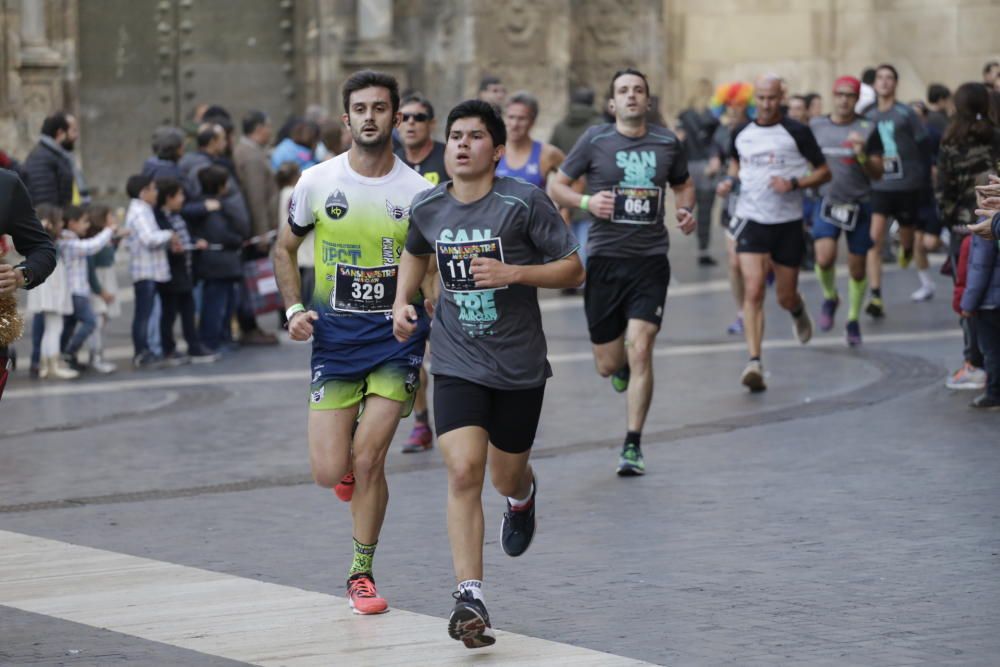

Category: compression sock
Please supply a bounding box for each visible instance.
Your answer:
[349,538,377,577]
[848,277,867,321]
[815,265,838,300]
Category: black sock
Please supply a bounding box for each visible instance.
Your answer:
[625,431,641,449]
[414,410,428,425]
[790,302,804,319]
[871,287,882,298]
[750,355,761,362]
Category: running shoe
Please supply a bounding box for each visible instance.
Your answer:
[448,590,496,649]
[698,254,718,266]
[818,296,839,332]
[845,320,862,347]
[616,443,645,476]
[501,476,536,557]
[741,359,766,392]
[727,315,745,335]
[970,394,1000,409]
[910,284,935,302]
[945,363,987,390]
[334,472,355,502]
[346,572,388,615]
[402,422,433,453]
[865,296,885,319]
[610,364,630,393]
[792,309,813,344]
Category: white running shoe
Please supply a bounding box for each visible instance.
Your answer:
[911,284,935,302]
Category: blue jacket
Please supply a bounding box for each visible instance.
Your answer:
[961,234,1000,311]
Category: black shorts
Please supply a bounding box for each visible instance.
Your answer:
[871,189,921,227]
[433,375,545,454]
[584,255,670,345]
[731,218,805,268]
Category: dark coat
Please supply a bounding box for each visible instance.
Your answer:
[962,234,1000,312]
[22,141,74,207]
[0,169,56,287]
[189,204,249,281]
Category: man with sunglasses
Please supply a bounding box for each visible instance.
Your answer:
[395,94,449,187]
[394,94,451,454]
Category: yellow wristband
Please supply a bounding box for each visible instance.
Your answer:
[579,194,591,212]
[856,152,867,165]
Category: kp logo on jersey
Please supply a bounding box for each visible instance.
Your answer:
[325,190,349,219]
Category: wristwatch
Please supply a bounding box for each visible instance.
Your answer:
[15,264,32,289]
[789,177,800,191]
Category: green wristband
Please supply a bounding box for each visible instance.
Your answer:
[579,194,591,212]
[285,303,306,321]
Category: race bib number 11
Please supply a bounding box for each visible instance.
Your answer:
[332,263,397,313]
[435,238,505,292]
[612,186,662,224]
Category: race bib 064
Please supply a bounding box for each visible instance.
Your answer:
[612,186,662,224]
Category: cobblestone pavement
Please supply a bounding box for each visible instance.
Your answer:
[2,250,998,666]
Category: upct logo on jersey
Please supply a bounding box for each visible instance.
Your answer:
[385,200,410,222]
[616,150,657,187]
[325,190,349,219]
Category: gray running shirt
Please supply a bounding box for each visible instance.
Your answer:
[809,115,884,203]
[405,177,579,389]
[559,123,689,258]
[863,102,929,192]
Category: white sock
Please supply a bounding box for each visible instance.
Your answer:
[507,482,534,510]
[918,270,934,289]
[458,579,484,602]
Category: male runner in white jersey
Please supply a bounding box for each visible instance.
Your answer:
[394,100,584,649]
[550,68,696,476]
[716,74,830,391]
[274,70,431,616]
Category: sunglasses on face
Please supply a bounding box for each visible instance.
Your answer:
[401,113,430,123]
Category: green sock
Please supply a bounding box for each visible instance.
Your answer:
[815,264,838,300]
[349,538,377,576]
[848,277,867,321]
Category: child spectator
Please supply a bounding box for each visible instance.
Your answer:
[58,205,116,371]
[961,230,1000,409]
[191,165,249,353]
[84,204,124,374]
[25,206,76,379]
[154,177,218,364]
[27,204,60,377]
[124,174,175,367]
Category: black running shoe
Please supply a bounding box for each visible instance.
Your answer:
[448,590,496,649]
[501,476,536,557]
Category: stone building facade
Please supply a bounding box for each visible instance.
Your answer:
[1,0,997,195]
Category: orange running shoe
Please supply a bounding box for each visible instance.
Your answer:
[347,572,388,615]
[334,472,355,502]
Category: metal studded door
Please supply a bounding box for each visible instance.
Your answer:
[78,0,296,196]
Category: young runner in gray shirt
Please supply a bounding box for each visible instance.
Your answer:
[393,99,584,651]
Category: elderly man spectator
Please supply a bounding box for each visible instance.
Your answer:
[23,111,87,207]
[234,111,278,247]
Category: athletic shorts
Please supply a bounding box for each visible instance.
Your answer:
[309,355,422,415]
[811,201,873,256]
[731,218,805,268]
[917,187,943,236]
[584,255,670,345]
[433,375,545,454]
[870,189,921,227]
